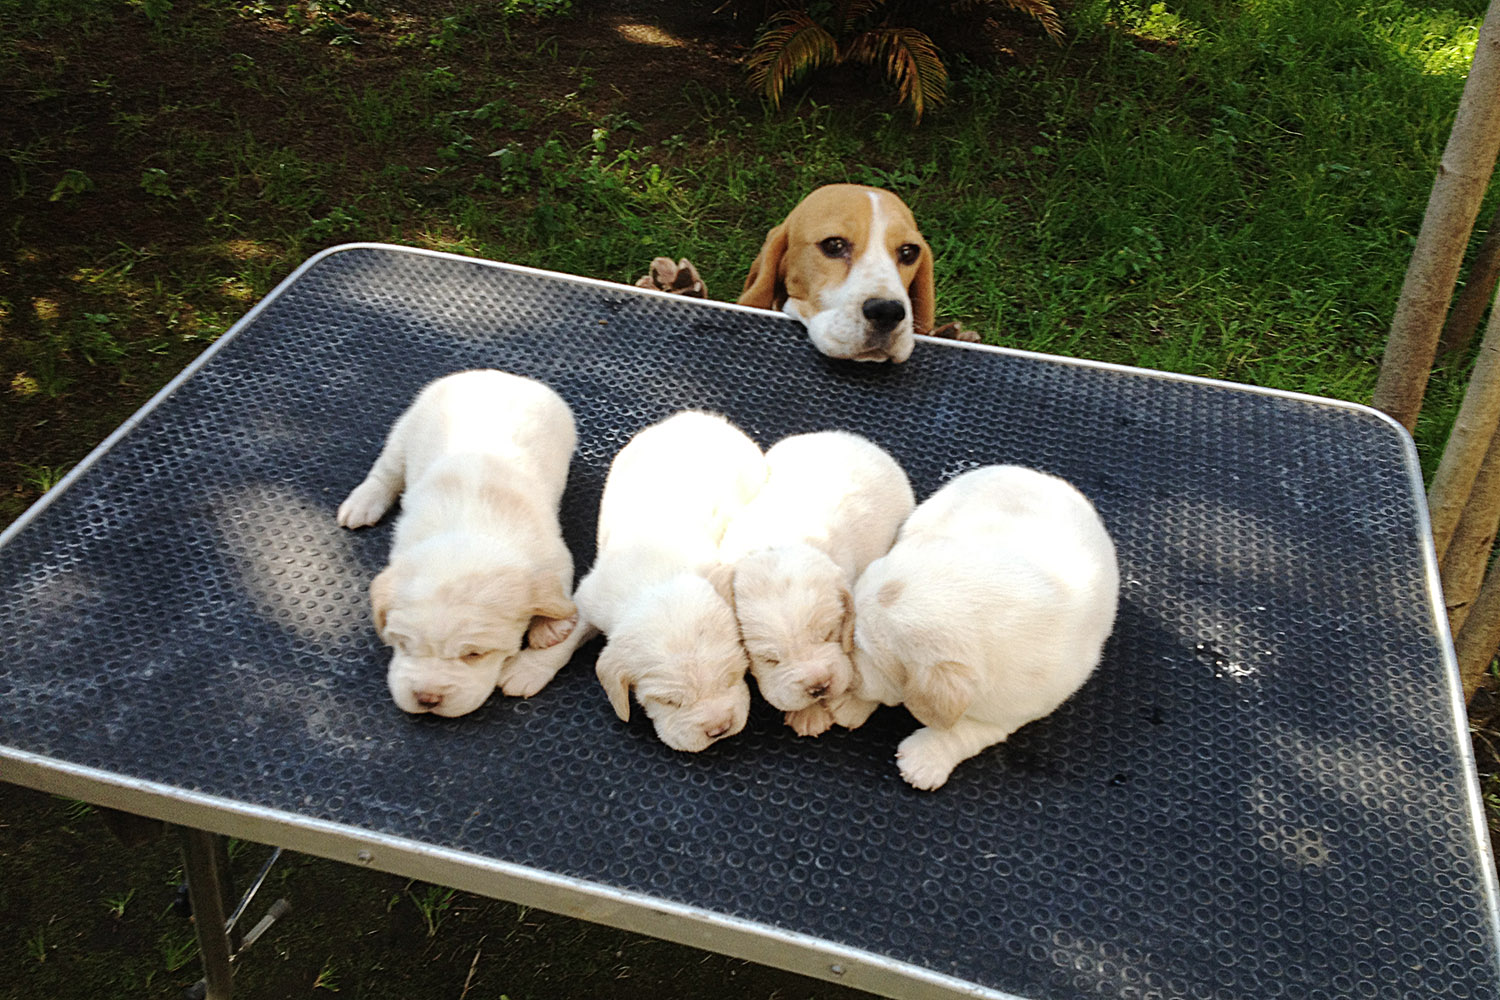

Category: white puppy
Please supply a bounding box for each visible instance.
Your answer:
[838,466,1119,790]
[567,411,767,752]
[338,370,578,717]
[718,431,914,736]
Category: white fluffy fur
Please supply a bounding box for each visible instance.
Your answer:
[839,465,1119,789]
[719,431,914,735]
[337,370,578,717]
[568,411,767,752]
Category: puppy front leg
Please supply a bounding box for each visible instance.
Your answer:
[785,702,835,737]
[499,619,596,698]
[827,693,879,730]
[895,718,1015,791]
[337,430,408,529]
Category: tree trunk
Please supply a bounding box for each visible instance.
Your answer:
[1427,284,1500,561]
[1439,202,1500,360]
[1373,1,1500,431]
[1441,427,1500,635]
[1457,554,1500,699]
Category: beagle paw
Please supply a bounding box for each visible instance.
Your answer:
[928,321,981,343]
[635,256,706,298]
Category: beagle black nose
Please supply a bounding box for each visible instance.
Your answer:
[862,297,906,333]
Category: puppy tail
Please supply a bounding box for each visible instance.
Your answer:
[905,659,977,730]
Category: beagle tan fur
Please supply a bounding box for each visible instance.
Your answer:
[338,369,579,717]
[555,411,767,752]
[719,431,914,736]
[738,184,934,363]
[836,466,1119,789]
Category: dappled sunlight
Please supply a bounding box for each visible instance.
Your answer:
[216,483,371,649]
[612,20,690,49]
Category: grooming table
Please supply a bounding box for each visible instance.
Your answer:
[2,243,1498,1000]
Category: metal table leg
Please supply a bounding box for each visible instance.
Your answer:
[178,827,235,1000]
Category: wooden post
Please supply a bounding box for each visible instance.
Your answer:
[1428,284,1500,561]
[1373,0,1500,431]
[1440,427,1500,635]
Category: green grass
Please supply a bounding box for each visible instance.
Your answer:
[1,0,1496,995]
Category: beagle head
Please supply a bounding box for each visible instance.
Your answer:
[738,184,935,363]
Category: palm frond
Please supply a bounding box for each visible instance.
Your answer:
[957,0,1065,43]
[746,11,840,108]
[846,26,948,122]
[838,0,886,32]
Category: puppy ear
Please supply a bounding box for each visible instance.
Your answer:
[908,240,936,335]
[838,584,856,654]
[369,568,397,635]
[738,223,789,310]
[527,571,576,622]
[905,659,977,730]
[700,562,736,611]
[595,642,635,722]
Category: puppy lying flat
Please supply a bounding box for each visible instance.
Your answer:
[837,466,1119,790]
[738,184,934,364]
[568,410,767,752]
[338,369,578,717]
[718,431,914,737]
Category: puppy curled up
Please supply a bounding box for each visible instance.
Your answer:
[835,465,1119,790]
[718,431,914,736]
[545,410,768,752]
[338,369,579,717]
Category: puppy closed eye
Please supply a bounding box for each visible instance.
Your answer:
[653,695,684,709]
[459,649,492,664]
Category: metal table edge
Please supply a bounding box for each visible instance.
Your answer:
[0,746,1014,1000]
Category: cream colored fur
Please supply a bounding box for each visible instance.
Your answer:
[839,465,1119,789]
[719,431,914,735]
[337,369,578,717]
[569,411,767,752]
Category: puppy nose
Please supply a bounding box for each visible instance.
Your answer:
[807,681,830,699]
[413,690,444,709]
[862,297,906,333]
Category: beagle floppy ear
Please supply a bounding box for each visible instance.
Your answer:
[369,568,397,636]
[838,584,856,654]
[595,641,636,722]
[908,240,936,334]
[738,223,789,310]
[905,659,977,730]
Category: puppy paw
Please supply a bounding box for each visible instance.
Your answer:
[337,480,396,529]
[828,693,878,730]
[527,613,577,650]
[785,703,835,737]
[634,256,706,298]
[498,648,564,698]
[896,728,957,791]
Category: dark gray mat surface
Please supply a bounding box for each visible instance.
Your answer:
[1,245,1496,1000]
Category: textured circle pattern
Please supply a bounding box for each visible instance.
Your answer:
[1,246,1496,1000]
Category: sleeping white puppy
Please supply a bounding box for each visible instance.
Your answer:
[718,431,914,737]
[834,465,1119,790]
[337,369,579,717]
[565,411,767,752]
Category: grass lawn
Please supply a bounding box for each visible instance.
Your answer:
[1,0,1496,996]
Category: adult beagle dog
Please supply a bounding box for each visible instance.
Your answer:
[737,184,935,364]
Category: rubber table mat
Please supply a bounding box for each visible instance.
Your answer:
[1,243,1497,1000]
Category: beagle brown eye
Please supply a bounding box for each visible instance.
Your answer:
[898,243,921,265]
[819,237,849,258]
